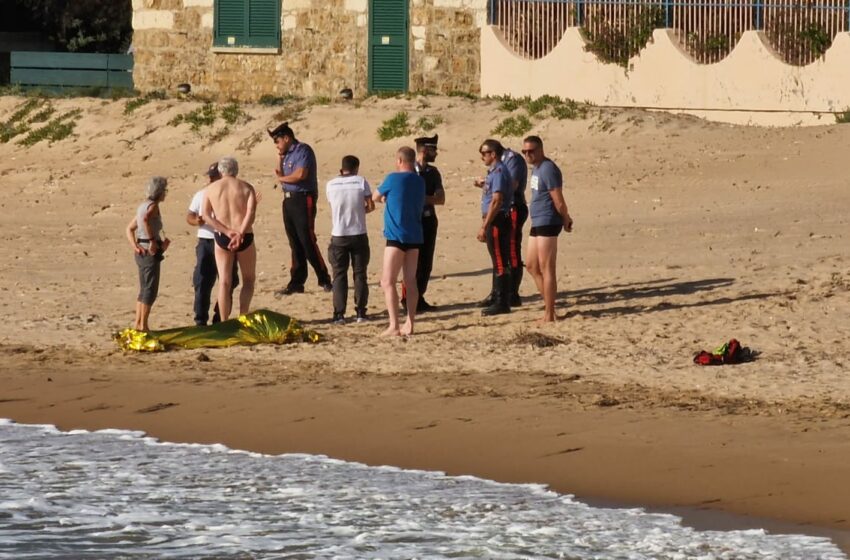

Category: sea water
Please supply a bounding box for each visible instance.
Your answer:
[0,419,844,559]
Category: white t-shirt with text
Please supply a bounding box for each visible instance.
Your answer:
[326,174,372,237]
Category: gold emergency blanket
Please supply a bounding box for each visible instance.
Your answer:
[114,309,321,352]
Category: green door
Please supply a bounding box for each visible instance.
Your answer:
[368,0,409,93]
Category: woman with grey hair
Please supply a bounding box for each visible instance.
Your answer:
[125,176,171,331]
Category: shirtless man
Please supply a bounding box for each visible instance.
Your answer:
[201,157,258,321]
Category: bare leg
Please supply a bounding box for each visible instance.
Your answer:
[138,302,152,331]
[526,236,544,297]
[537,236,559,322]
[134,301,143,330]
[235,243,257,315]
[214,244,236,321]
[380,246,405,336]
[400,248,419,336]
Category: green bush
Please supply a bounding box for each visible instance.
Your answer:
[415,114,444,132]
[377,111,412,141]
[18,109,82,146]
[551,99,589,120]
[835,109,850,124]
[491,115,533,137]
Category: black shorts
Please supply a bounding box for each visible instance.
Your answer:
[386,239,423,252]
[530,225,562,237]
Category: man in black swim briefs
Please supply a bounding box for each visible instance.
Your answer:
[214,231,255,253]
[202,157,258,321]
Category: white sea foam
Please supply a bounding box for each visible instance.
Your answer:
[0,420,845,559]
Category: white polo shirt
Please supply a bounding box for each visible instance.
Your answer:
[188,189,215,240]
[326,174,372,237]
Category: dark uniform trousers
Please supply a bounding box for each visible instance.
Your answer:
[328,234,370,316]
[486,212,513,306]
[417,214,438,298]
[282,192,331,289]
[192,238,239,326]
[509,203,529,297]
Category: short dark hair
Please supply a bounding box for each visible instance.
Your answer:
[268,122,295,140]
[397,146,416,165]
[480,139,504,158]
[523,135,543,148]
[341,155,360,172]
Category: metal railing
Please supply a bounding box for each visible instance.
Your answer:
[488,0,847,65]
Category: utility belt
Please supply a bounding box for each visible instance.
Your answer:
[284,190,316,199]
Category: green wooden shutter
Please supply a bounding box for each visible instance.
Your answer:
[215,0,280,49]
[368,0,408,92]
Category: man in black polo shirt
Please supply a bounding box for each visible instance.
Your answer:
[269,122,332,296]
[402,134,445,312]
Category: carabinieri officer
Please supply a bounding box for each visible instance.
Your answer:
[475,139,513,316]
[269,122,332,296]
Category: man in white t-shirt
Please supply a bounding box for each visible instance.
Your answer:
[186,162,239,325]
[326,155,374,324]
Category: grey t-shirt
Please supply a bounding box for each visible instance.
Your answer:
[529,159,564,228]
[135,200,163,241]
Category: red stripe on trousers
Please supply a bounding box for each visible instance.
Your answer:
[493,226,505,275]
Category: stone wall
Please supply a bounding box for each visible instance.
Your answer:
[131,0,487,100]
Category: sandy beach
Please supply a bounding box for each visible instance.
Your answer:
[1,94,848,551]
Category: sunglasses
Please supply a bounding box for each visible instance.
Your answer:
[521,149,536,155]
[480,149,493,155]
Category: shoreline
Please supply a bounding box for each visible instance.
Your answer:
[2,352,848,555]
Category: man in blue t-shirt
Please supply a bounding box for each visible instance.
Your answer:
[373,146,426,336]
[523,135,574,322]
[473,139,514,316]
[268,122,332,297]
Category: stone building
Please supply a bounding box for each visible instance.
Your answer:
[131,0,487,100]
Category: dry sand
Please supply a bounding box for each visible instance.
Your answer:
[0,94,848,551]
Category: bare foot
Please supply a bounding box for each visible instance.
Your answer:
[400,320,414,336]
[380,326,401,337]
[538,316,556,324]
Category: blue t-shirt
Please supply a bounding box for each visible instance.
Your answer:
[377,172,426,244]
[481,162,512,216]
[530,159,564,227]
[280,141,318,194]
[501,149,527,206]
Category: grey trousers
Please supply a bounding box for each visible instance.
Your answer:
[328,234,370,316]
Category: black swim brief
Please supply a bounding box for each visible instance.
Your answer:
[386,239,423,252]
[214,232,254,252]
[529,225,562,237]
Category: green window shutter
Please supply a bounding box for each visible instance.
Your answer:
[368,0,408,92]
[215,0,280,49]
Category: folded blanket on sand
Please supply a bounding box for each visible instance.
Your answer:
[114,309,321,352]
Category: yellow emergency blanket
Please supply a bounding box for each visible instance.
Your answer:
[114,309,321,352]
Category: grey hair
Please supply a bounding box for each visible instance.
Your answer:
[217,156,239,177]
[146,176,168,200]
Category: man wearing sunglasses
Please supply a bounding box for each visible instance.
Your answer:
[522,135,574,322]
[474,139,514,316]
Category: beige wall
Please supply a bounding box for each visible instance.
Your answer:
[132,0,487,100]
[481,26,850,126]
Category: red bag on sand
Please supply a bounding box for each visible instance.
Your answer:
[693,339,754,366]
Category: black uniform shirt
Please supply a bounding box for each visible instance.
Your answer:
[415,163,443,218]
